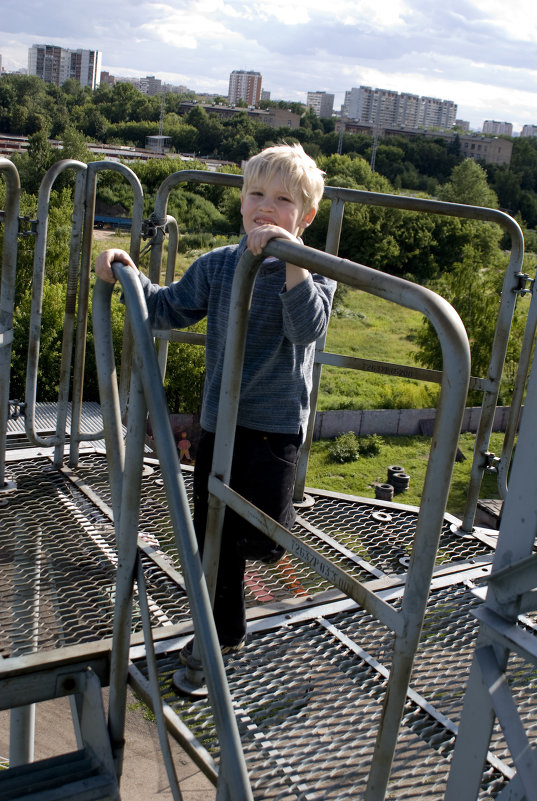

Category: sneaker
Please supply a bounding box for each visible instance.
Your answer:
[178,636,247,671]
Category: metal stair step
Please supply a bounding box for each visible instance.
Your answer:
[0,749,118,801]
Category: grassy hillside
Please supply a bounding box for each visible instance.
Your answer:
[92,235,506,517]
[320,288,440,411]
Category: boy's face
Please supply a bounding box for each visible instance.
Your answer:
[241,173,314,237]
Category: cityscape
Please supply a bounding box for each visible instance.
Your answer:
[1,43,536,142]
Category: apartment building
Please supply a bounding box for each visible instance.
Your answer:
[482,120,513,136]
[521,124,537,138]
[228,70,262,106]
[306,91,335,119]
[28,44,101,89]
[140,75,162,96]
[342,85,457,131]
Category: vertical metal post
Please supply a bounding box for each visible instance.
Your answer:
[294,196,345,501]
[23,159,87,449]
[0,158,20,488]
[446,330,537,801]
[71,161,144,465]
[497,282,537,498]
[156,215,179,380]
[459,220,525,531]
[53,169,87,466]
[9,526,41,766]
[107,357,147,777]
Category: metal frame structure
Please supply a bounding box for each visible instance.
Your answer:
[1,155,536,800]
[1,159,532,522]
[90,232,471,797]
[0,157,20,490]
[445,314,537,801]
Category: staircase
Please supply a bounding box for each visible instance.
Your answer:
[0,659,119,801]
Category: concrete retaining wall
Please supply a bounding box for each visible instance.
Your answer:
[313,406,514,440]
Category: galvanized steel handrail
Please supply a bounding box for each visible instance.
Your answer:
[92,267,253,801]
[0,157,20,488]
[143,168,527,531]
[70,160,145,464]
[309,186,527,532]
[202,237,470,801]
[21,159,145,466]
[16,161,529,523]
[24,159,88,452]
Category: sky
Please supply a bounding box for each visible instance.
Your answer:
[1,0,536,133]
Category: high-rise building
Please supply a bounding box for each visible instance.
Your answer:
[28,44,101,89]
[228,70,262,106]
[140,75,162,96]
[483,120,513,136]
[306,91,334,119]
[342,85,456,131]
[521,124,537,138]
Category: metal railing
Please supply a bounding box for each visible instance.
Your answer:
[139,168,530,532]
[93,265,253,801]
[94,236,470,799]
[0,157,20,489]
[19,159,145,467]
[2,160,532,534]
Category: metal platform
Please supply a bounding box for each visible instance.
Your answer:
[2,445,532,799]
[3,156,537,800]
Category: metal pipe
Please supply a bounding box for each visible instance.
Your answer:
[0,158,21,488]
[70,160,144,466]
[9,525,42,766]
[156,215,179,380]
[294,195,345,501]
[23,159,87,449]
[204,237,469,801]
[93,269,253,799]
[53,168,87,466]
[497,280,537,498]
[107,353,147,777]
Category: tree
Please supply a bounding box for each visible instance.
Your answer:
[412,245,528,404]
[438,159,498,208]
[11,131,55,193]
[161,322,206,413]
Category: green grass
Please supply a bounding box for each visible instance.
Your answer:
[305,432,504,518]
[320,288,440,410]
[92,235,508,519]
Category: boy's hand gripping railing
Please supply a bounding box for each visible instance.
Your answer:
[203,238,471,801]
[92,266,253,801]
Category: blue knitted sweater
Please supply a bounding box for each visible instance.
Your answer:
[138,236,336,438]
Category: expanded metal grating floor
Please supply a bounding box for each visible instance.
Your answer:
[1,445,535,799]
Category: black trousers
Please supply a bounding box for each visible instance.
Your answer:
[193,426,301,646]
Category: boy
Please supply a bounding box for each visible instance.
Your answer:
[94,143,336,669]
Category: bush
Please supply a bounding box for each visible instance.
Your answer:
[328,432,361,463]
[358,434,383,457]
[328,431,384,463]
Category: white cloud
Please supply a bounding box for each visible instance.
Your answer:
[469,0,537,43]
[2,0,537,130]
[138,3,244,48]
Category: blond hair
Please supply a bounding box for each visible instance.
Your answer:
[242,143,325,215]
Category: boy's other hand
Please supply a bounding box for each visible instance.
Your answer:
[246,224,298,256]
[94,249,138,283]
